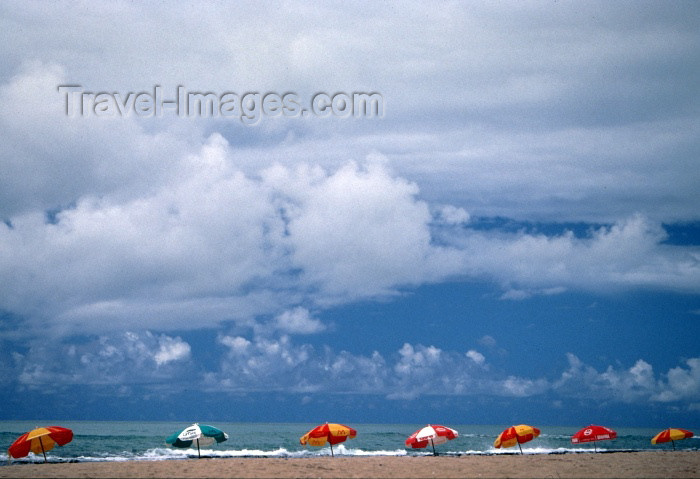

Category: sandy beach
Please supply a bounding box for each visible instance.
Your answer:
[1,451,698,478]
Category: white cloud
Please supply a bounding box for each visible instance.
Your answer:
[466,349,486,366]
[154,336,191,366]
[14,331,194,388]
[454,214,700,296]
[554,353,700,405]
[209,337,555,401]
[653,358,700,402]
[271,160,464,301]
[501,376,548,398]
[9,327,699,409]
[211,339,535,400]
[0,134,474,335]
[1,129,698,339]
[435,205,470,225]
[500,289,532,301]
[0,61,195,219]
[219,336,251,355]
[274,307,325,334]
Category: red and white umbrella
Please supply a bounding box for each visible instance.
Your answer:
[405,424,458,455]
[571,425,617,452]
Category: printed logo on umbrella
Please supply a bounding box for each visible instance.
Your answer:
[179,426,201,441]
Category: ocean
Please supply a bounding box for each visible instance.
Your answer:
[1,421,697,464]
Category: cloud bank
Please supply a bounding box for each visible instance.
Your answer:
[8,330,699,412]
[1,131,698,337]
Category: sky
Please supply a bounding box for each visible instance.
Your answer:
[0,1,699,427]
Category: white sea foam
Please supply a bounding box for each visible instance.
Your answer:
[330,444,408,456]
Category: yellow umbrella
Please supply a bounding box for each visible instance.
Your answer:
[8,427,74,463]
[299,423,357,457]
[651,428,694,450]
[494,424,540,454]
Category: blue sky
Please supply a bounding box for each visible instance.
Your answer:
[0,1,699,427]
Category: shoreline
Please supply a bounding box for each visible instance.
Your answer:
[1,450,698,478]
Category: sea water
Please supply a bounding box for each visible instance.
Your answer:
[1,421,697,464]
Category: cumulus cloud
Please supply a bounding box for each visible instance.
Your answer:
[0,135,468,335]
[652,358,700,402]
[219,336,252,355]
[466,349,486,366]
[554,353,700,405]
[214,334,318,392]
[435,205,470,226]
[273,307,325,334]
[265,159,466,301]
[454,214,700,297]
[154,336,191,366]
[208,342,700,406]
[13,332,193,389]
[6,326,699,410]
[0,61,194,219]
[1,127,698,339]
[209,338,542,400]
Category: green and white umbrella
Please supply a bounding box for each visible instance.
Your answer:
[165,423,228,458]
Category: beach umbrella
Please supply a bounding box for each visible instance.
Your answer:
[651,428,694,450]
[165,423,228,458]
[299,422,357,457]
[494,424,540,454]
[8,426,73,463]
[405,424,459,456]
[571,424,617,452]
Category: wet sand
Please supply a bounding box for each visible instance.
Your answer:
[1,451,698,478]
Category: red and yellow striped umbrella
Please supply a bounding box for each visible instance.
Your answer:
[299,423,356,457]
[8,426,73,463]
[651,428,694,450]
[494,424,540,454]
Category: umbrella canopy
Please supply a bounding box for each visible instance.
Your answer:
[651,428,694,450]
[299,423,356,457]
[405,424,459,455]
[8,426,73,463]
[166,423,228,458]
[571,425,617,452]
[494,424,540,454]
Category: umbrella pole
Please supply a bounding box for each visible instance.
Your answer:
[330,442,334,458]
[672,440,675,451]
[39,437,47,463]
[197,438,201,458]
[431,438,437,456]
[518,442,523,455]
[594,440,597,453]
